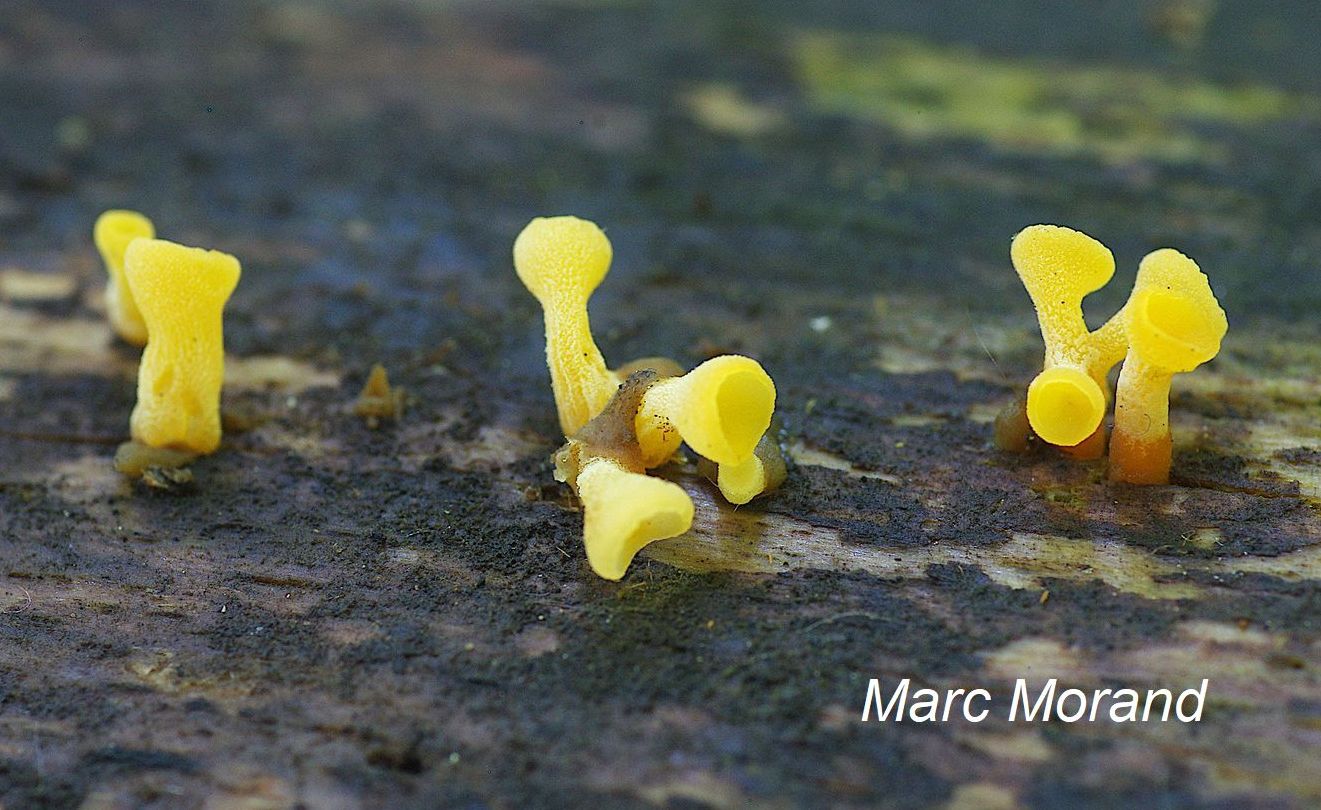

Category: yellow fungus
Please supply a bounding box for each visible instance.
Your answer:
[516,215,786,510]
[354,363,404,428]
[1006,226,1228,479]
[1025,366,1107,448]
[513,216,620,436]
[634,355,776,468]
[512,216,777,463]
[713,431,787,505]
[577,457,695,580]
[125,238,241,455]
[1012,224,1134,457]
[93,210,155,346]
[1109,249,1226,485]
[554,370,694,580]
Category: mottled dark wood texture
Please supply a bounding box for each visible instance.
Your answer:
[2,1,1321,807]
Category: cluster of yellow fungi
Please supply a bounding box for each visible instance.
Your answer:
[999,224,1227,485]
[87,206,1232,570]
[94,211,241,469]
[514,216,785,580]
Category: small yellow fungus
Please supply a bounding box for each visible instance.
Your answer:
[577,459,694,580]
[1012,224,1129,457]
[634,355,776,469]
[354,363,405,428]
[125,238,241,455]
[554,371,694,580]
[93,210,155,346]
[1109,249,1226,485]
[713,431,787,505]
[513,216,620,436]
[623,355,784,502]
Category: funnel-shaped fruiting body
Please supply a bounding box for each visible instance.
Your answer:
[1013,224,1126,455]
[513,216,620,436]
[1110,249,1226,485]
[125,239,241,454]
[554,370,694,580]
[715,431,787,505]
[635,355,776,469]
[577,456,694,580]
[1026,366,1106,448]
[94,210,155,346]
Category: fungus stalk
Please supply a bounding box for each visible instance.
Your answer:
[1012,224,1125,458]
[513,216,620,437]
[93,210,155,346]
[555,371,694,580]
[125,238,241,455]
[1109,249,1226,485]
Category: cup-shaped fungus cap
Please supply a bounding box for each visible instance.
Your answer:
[715,431,788,505]
[1127,249,1227,372]
[636,355,776,468]
[577,457,694,580]
[1011,225,1115,357]
[94,210,156,346]
[125,238,241,454]
[1011,225,1116,305]
[513,216,612,304]
[126,239,241,321]
[1026,366,1107,447]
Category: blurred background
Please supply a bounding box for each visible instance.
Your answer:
[2,0,1320,375]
